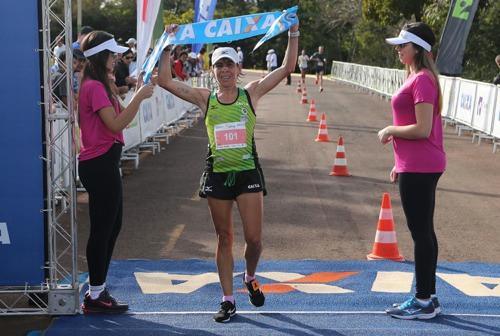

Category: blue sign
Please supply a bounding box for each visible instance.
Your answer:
[0,1,45,284]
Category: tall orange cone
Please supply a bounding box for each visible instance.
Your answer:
[314,113,330,142]
[307,99,318,122]
[329,136,350,176]
[300,89,308,104]
[367,193,404,261]
[296,81,302,94]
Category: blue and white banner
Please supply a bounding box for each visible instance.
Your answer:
[253,8,298,51]
[192,0,218,54]
[143,6,298,83]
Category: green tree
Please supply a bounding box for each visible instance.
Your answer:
[363,0,430,25]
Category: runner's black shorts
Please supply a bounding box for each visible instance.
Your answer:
[315,65,325,74]
[199,168,267,200]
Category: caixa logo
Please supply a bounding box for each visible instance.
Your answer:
[0,222,11,244]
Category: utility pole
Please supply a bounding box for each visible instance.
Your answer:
[77,0,82,33]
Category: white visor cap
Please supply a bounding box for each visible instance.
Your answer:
[385,30,432,52]
[83,38,129,57]
[211,47,239,65]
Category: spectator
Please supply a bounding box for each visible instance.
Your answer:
[114,49,137,95]
[237,46,244,73]
[266,49,277,73]
[54,36,65,58]
[174,51,188,81]
[126,37,137,54]
[197,47,207,72]
[185,52,201,78]
[72,25,93,50]
[52,49,86,106]
[493,55,500,85]
[72,48,87,95]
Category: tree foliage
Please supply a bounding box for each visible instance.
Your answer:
[49,0,498,82]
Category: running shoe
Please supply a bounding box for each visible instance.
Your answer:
[81,289,129,314]
[243,274,265,307]
[213,300,236,323]
[392,296,441,314]
[386,296,436,320]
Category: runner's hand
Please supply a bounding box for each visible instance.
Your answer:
[165,24,179,35]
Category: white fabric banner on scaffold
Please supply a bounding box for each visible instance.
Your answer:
[471,83,496,134]
[491,87,500,138]
[454,80,477,126]
[136,0,162,76]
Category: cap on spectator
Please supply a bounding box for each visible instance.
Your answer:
[72,48,86,60]
[211,47,239,64]
[267,49,275,54]
[188,52,197,59]
[126,38,137,45]
[385,22,435,52]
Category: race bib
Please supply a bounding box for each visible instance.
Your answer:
[214,122,247,150]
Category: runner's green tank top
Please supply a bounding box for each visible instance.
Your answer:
[205,88,257,173]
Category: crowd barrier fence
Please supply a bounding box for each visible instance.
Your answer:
[330,61,500,152]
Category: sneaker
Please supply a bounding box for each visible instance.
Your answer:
[386,296,436,320]
[213,301,236,323]
[392,296,441,314]
[244,274,265,307]
[319,87,324,92]
[81,289,129,314]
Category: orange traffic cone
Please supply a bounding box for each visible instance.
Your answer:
[329,136,350,176]
[296,81,302,94]
[367,193,404,261]
[307,99,318,122]
[300,89,308,104]
[314,113,330,142]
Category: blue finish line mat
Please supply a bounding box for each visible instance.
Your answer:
[45,260,500,335]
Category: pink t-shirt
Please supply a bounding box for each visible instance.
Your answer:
[78,79,124,161]
[391,70,446,173]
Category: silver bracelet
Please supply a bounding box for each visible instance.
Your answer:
[288,30,300,38]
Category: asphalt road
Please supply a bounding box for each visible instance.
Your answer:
[3,72,500,335]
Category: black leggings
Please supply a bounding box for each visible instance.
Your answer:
[399,172,442,299]
[78,143,123,286]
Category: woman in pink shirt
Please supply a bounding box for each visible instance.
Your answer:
[379,22,446,320]
[78,31,154,314]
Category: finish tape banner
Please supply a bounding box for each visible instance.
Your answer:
[0,1,45,285]
[143,6,298,83]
